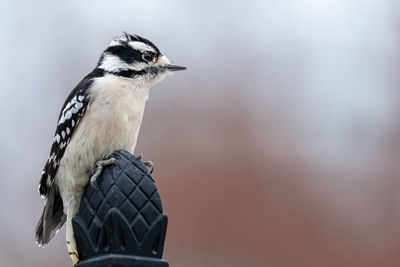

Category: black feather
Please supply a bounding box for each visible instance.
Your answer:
[39,68,104,196]
[35,186,66,246]
[36,68,105,245]
[97,33,162,67]
[104,45,143,64]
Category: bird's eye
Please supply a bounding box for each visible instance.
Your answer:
[142,52,155,63]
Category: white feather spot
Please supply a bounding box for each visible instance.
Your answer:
[64,102,72,111]
[56,134,60,144]
[72,119,75,127]
[75,102,83,109]
[62,97,76,114]
[58,114,65,125]
[65,110,72,120]
[99,54,146,71]
[129,41,155,53]
[78,95,84,101]
[66,127,70,135]
[61,131,66,139]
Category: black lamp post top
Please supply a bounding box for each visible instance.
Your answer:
[73,150,168,267]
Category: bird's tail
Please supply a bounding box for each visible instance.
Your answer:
[35,186,66,246]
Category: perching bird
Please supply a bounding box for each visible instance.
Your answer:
[35,33,185,265]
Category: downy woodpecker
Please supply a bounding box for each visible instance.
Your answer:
[35,32,185,265]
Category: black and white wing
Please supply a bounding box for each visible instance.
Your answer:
[36,69,105,245]
[38,69,103,197]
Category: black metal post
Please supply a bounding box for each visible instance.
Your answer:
[72,150,168,267]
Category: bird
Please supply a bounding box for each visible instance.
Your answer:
[35,32,185,265]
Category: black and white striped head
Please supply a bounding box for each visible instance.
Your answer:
[97,33,185,80]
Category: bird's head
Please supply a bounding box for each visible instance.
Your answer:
[97,32,185,83]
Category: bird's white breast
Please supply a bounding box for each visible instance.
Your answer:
[56,74,150,188]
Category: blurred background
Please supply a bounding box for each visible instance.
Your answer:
[1,0,400,266]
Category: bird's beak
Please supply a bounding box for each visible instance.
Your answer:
[164,64,186,71]
[156,56,186,72]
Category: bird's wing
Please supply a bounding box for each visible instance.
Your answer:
[38,68,104,197]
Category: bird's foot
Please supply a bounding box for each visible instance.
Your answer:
[144,160,154,174]
[90,153,120,190]
[136,153,154,174]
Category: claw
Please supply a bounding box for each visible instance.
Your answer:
[137,152,143,160]
[144,160,154,174]
[90,155,120,190]
[106,152,121,168]
[90,177,100,191]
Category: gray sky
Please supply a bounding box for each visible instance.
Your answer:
[1,1,399,266]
